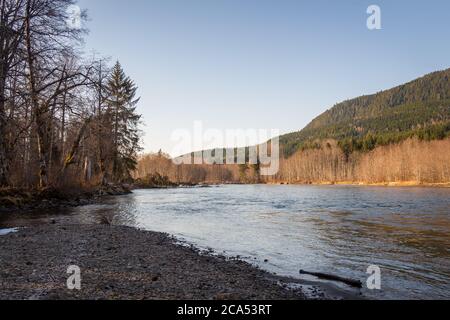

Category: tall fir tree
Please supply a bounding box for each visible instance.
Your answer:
[105,62,142,182]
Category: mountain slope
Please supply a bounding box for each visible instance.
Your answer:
[280,68,450,157]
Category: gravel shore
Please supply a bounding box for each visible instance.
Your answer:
[0,224,306,300]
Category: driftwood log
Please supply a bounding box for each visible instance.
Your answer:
[299,270,363,288]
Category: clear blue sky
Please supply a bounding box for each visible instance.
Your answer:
[78,0,450,155]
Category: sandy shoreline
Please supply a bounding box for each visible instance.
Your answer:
[0,224,314,300]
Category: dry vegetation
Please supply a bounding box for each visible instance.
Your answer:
[270,138,450,185]
[135,151,243,185]
[135,138,450,186]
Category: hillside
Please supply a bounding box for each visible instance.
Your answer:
[281,68,450,157]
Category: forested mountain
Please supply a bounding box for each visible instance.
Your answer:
[281,69,450,157]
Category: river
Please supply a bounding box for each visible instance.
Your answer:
[2,185,449,299]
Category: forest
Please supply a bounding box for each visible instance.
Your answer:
[0,0,142,192]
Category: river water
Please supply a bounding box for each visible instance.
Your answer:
[2,185,450,299]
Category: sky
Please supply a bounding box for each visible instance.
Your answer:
[77,0,450,156]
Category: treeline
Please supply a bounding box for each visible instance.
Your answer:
[270,138,450,185]
[135,151,248,185]
[338,121,450,159]
[0,0,141,190]
[135,138,450,186]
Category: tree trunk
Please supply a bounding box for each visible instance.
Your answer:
[0,128,8,187]
[112,99,119,181]
[25,1,48,189]
[84,156,92,182]
[0,84,9,187]
[62,117,92,174]
[0,38,9,187]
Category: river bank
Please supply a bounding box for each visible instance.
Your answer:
[0,224,309,300]
[264,181,450,188]
[0,185,132,212]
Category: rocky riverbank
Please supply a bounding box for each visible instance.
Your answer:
[0,224,307,300]
[0,185,132,212]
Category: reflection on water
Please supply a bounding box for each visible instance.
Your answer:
[2,185,450,299]
[0,228,19,236]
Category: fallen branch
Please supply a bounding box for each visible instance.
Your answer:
[299,269,363,288]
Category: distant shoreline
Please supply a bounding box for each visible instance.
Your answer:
[194,181,450,188]
[264,181,450,188]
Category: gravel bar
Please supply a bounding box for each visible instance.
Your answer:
[0,225,306,300]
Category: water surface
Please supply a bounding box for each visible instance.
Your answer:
[0,228,19,236]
